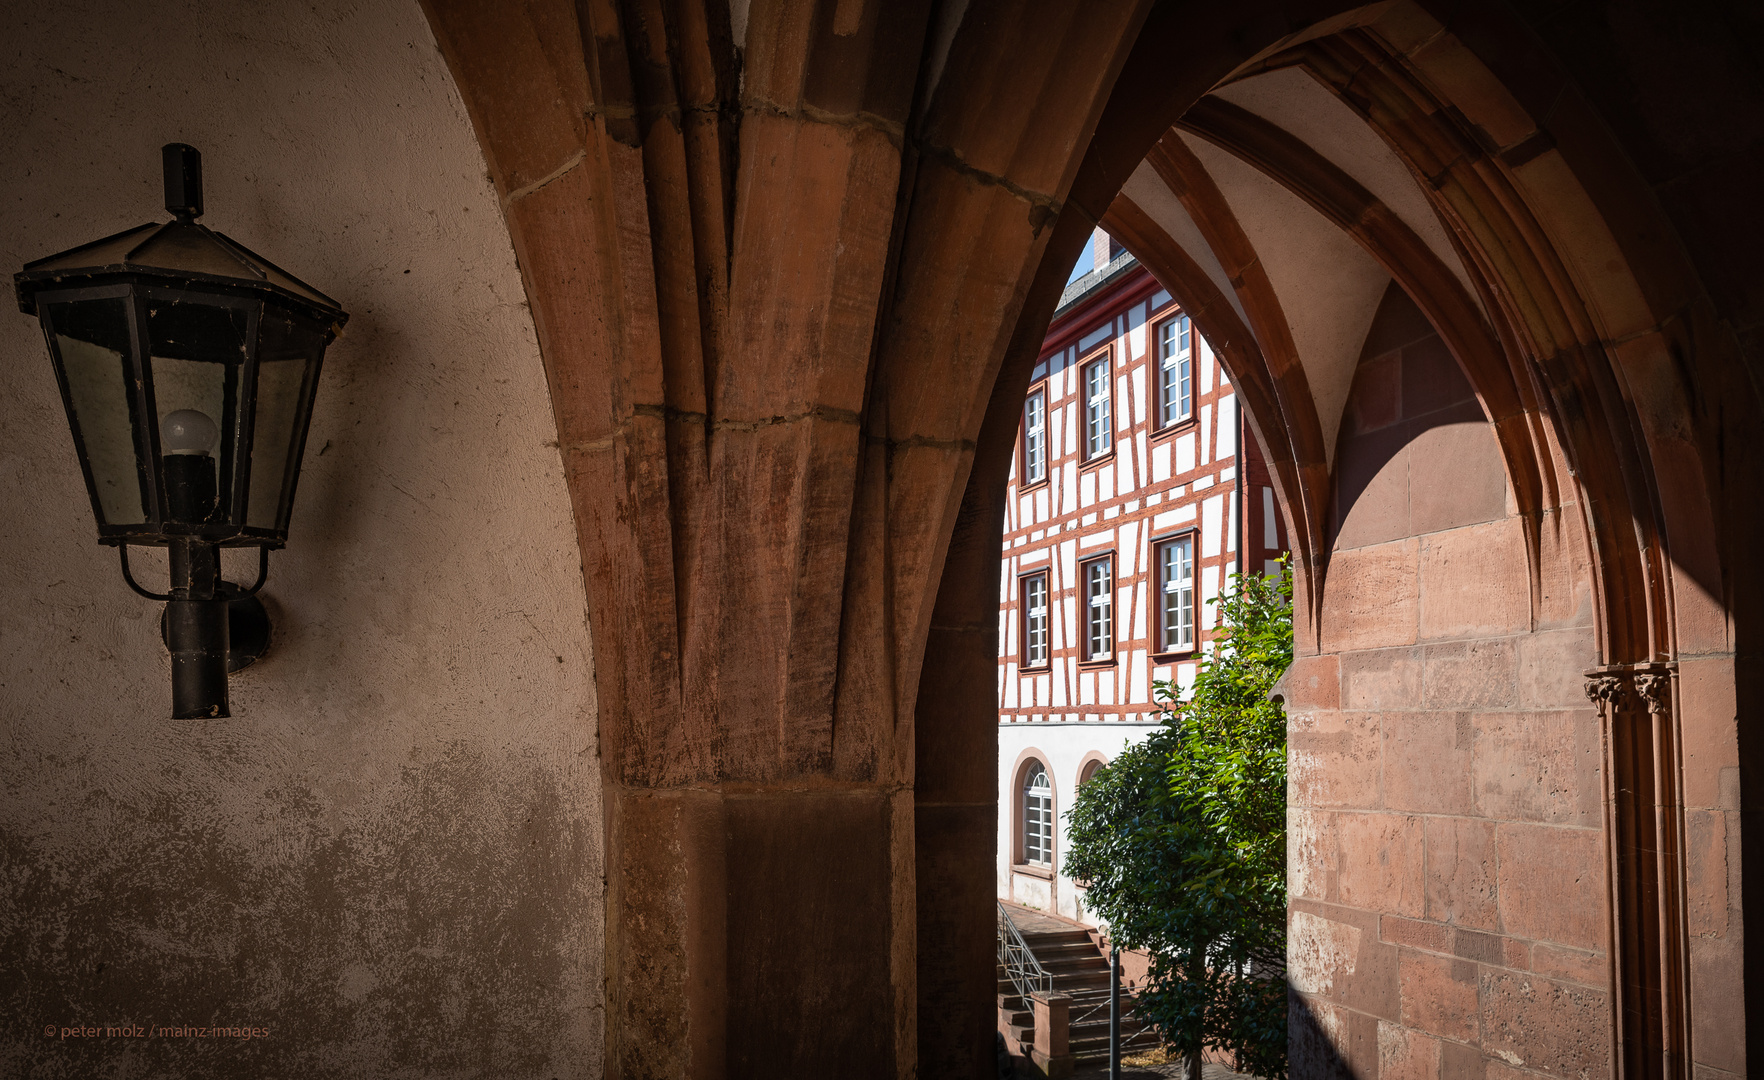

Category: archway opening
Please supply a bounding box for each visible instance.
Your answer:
[957,4,1740,1075]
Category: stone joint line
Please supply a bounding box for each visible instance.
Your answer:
[563,402,977,457]
[504,149,588,207]
[907,136,1061,213]
[558,92,1060,215]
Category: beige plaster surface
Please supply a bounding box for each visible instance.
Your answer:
[1179,132,1391,469]
[1213,66,1487,317]
[1120,159,1252,329]
[0,1,600,1075]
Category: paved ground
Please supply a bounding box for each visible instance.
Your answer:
[1000,901,1091,936]
[1071,1062,1257,1079]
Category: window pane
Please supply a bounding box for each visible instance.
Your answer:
[1160,539,1194,651]
[1023,574,1049,667]
[1085,558,1112,659]
[146,299,249,522]
[48,299,146,525]
[1024,762,1052,866]
[1159,315,1192,427]
[1159,321,1176,425]
[1085,359,1111,457]
[247,358,305,528]
[1023,392,1046,483]
[247,307,324,530]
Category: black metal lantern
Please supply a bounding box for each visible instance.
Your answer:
[15,145,348,718]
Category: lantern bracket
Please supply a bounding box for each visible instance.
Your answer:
[119,544,173,601]
[119,542,270,601]
[235,545,271,598]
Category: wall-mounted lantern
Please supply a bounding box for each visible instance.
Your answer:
[14,145,348,718]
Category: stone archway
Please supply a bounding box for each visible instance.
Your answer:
[417,1,1759,1075]
[1057,10,1749,1076]
[958,6,1756,1076]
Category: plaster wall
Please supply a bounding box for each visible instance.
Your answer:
[0,2,601,1076]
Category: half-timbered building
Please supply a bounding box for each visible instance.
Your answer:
[998,229,1289,923]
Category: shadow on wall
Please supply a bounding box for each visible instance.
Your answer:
[1328,284,1508,552]
[1290,989,1358,1078]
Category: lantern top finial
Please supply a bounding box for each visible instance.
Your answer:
[13,145,345,323]
[162,144,203,222]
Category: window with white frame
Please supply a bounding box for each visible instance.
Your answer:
[1022,388,1047,485]
[1023,760,1053,866]
[1083,355,1112,459]
[1158,314,1193,428]
[1021,572,1049,668]
[1157,535,1195,653]
[1082,555,1113,661]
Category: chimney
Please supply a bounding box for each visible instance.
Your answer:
[1092,226,1118,274]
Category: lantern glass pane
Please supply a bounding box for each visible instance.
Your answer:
[146,301,248,523]
[247,307,324,530]
[247,358,303,528]
[47,298,145,525]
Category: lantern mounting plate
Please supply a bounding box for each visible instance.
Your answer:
[159,582,270,673]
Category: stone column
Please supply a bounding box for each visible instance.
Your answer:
[417,1,1153,1075]
[1586,663,1689,1080]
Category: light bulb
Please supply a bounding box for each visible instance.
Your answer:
[161,409,218,456]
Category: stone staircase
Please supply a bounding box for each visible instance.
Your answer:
[997,904,1160,1065]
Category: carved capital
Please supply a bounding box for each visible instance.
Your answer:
[1584,674,1628,713]
[1633,672,1671,715]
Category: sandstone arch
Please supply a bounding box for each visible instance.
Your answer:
[417,1,1759,1074]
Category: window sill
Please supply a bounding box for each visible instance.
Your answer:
[1078,449,1116,471]
[1150,417,1197,441]
[1012,863,1055,881]
[1018,664,1053,674]
[1149,649,1199,663]
[1016,477,1050,494]
[1077,657,1118,670]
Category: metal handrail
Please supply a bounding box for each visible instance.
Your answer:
[997,902,1054,1000]
[1071,989,1133,1027]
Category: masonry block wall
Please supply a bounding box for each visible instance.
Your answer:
[1287,287,1609,1077]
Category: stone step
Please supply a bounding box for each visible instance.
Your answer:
[1035,958,1103,974]
[1021,929,1094,947]
[997,908,1163,1065]
[1071,1030,1161,1058]
[1070,1014,1152,1037]
[1052,971,1111,990]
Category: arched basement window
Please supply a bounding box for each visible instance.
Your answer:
[1023,761,1053,867]
[1078,757,1104,787]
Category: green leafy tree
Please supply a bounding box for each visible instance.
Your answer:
[1064,563,1292,1078]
